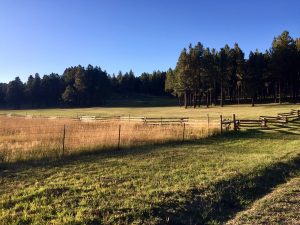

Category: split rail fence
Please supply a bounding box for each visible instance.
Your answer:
[220,109,300,133]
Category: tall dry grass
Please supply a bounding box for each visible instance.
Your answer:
[0,116,219,162]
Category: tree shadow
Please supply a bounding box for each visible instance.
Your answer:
[147,156,300,224]
[1,123,300,224]
[2,122,300,172]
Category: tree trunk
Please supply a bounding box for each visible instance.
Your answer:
[274,83,277,103]
[198,93,201,107]
[220,79,223,107]
[237,86,240,104]
[209,88,212,106]
[206,93,209,108]
[184,92,187,109]
[278,82,281,104]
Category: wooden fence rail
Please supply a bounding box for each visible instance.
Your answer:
[77,116,190,125]
[220,109,300,132]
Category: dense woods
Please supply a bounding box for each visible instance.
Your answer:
[0,30,299,109]
[166,31,300,107]
[0,67,167,108]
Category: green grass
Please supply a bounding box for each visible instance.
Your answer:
[0,103,299,121]
[1,122,300,224]
[227,173,300,225]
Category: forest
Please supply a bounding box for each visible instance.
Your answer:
[0,68,167,108]
[0,30,299,108]
[166,30,300,107]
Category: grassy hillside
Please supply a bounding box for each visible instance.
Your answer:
[1,125,300,224]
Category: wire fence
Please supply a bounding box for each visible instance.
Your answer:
[0,116,219,163]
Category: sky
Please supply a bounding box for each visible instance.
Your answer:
[0,0,299,83]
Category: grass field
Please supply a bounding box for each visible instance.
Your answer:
[227,173,300,224]
[1,103,299,121]
[0,103,300,224]
[1,122,300,224]
[0,116,217,163]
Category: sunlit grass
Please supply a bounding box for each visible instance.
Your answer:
[1,104,300,224]
[227,173,300,225]
[0,116,218,162]
[0,103,298,121]
[0,126,300,224]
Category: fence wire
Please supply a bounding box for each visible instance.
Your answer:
[0,116,219,162]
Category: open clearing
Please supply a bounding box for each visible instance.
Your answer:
[0,104,300,224]
[1,122,300,224]
[0,116,217,163]
[1,103,299,120]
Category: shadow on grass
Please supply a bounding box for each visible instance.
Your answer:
[0,136,216,172]
[1,125,299,172]
[147,155,300,224]
[1,125,300,224]
[0,130,268,172]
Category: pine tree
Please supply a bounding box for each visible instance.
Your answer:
[271,31,297,103]
[6,77,24,108]
[218,45,231,107]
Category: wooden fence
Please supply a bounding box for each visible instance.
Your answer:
[1,113,216,128]
[220,109,300,133]
[78,115,190,125]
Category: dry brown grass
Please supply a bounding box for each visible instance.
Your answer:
[0,115,218,162]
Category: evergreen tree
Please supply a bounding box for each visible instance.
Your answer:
[62,85,76,106]
[270,31,297,103]
[174,48,192,108]
[6,77,24,108]
[218,45,231,107]
[245,50,266,106]
[41,73,64,106]
[0,83,7,105]
[229,43,245,103]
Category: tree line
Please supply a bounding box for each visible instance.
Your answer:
[0,65,167,108]
[0,30,299,109]
[166,30,300,107]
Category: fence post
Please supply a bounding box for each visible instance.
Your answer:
[118,125,121,150]
[182,123,186,142]
[233,114,237,131]
[220,115,223,134]
[262,117,267,127]
[62,125,66,157]
[207,114,210,131]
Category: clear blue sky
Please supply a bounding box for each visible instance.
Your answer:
[0,0,299,83]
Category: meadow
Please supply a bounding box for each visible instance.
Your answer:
[0,116,217,163]
[1,103,299,120]
[0,103,300,224]
[0,103,297,163]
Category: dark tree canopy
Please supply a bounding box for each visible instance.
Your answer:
[166,30,300,107]
[0,66,168,108]
[0,30,299,109]
[5,77,25,109]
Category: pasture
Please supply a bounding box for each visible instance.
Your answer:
[0,103,300,224]
[1,103,299,119]
[0,116,217,163]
